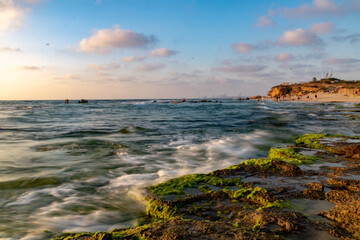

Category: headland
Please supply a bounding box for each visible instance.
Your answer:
[266,78,360,102]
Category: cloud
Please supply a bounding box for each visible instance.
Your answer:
[0,46,21,52]
[276,22,333,46]
[87,62,121,70]
[308,22,334,34]
[232,40,271,54]
[324,58,360,65]
[78,25,157,53]
[52,74,82,82]
[277,28,322,46]
[212,62,266,73]
[135,63,165,72]
[0,0,23,33]
[258,0,360,24]
[149,48,177,57]
[274,53,293,62]
[21,0,43,3]
[232,42,255,53]
[332,33,360,43]
[21,66,41,71]
[254,16,274,27]
[122,55,145,62]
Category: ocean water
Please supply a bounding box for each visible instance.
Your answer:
[0,99,359,240]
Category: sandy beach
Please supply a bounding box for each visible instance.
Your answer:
[285,92,360,103]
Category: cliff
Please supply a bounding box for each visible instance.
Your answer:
[267,78,360,98]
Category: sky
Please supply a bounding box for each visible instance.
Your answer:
[0,0,360,100]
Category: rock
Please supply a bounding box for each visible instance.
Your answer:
[250,95,262,100]
[78,99,88,103]
[305,182,324,192]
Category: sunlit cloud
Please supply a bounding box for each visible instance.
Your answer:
[0,0,23,33]
[135,63,165,72]
[232,40,272,54]
[20,66,41,71]
[21,0,43,4]
[122,55,145,62]
[232,42,254,53]
[78,25,157,53]
[274,53,293,62]
[258,0,360,26]
[254,16,274,27]
[0,46,21,52]
[149,48,177,57]
[52,74,82,82]
[87,62,121,71]
[308,22,334,35]
[277,28,321,46]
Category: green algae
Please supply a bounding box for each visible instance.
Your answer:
[293,133,343,149]
[148,173,242,196]
[0,176,61,189]
[145,198,178,220]
[267,147,318,165]
[53,230,147,240]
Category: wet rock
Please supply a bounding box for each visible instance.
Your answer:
[325,178,360,192]
[322,190,360,238]
[302,182,325,199]
[272,160,302,176]
[305,182,324,191]
[302,188,325,200]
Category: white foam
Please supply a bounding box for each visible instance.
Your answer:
[6,184,76,206]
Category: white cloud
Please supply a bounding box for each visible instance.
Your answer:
[308,22,334,34]
[135,63,165,72]
[0,0,23,33]
[254,16,274,27]
[274,53,293,62]
[277,28,321,46]
[277,22,334,46]
[78,25,157,53]
[232,42,254,53]
[122,55,145,62]
[149,48,177,57]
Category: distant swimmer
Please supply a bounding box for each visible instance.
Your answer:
[182,98,186,102]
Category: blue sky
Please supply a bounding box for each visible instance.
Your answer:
[0,0,359,99]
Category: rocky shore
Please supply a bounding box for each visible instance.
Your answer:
[53,134,360,240]
[266,78,360,102]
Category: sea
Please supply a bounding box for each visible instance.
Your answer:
[0,99,359,240]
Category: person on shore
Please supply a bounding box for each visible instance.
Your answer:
[315,93,317,100]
